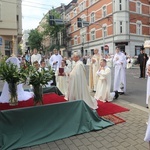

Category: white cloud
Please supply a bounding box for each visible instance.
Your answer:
[22,0,71,31]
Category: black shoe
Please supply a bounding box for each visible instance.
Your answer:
[146,106,149,109]
[114,91,119,99]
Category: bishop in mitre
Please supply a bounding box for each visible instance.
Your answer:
[89,48,102,92]
[65,52,98,110]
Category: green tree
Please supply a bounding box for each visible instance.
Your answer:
[42,9,65,51]
[28,29,43,51]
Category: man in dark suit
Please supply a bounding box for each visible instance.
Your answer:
[137,48,148,78]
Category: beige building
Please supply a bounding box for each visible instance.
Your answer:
[0,0,22,56]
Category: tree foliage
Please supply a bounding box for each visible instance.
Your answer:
[41,9,65,50]
[28,29,43,51]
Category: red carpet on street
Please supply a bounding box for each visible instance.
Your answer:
[96,100,129,116]
[0,93,129,117]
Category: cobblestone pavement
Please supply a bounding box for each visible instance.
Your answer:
[19,99,149,150]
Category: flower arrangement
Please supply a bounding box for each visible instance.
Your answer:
[0,61,27,105]
[23,65,54,105]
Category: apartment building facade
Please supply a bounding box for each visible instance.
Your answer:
[65,0,150,56]
[0,0,22,56]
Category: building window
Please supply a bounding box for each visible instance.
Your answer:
[5,40,11,50]
[74,23,77,31]
[74,36,78,45]
[0,3,2,20]
[136,2,141,14]
[81,33,86,44]
[90,0,94,5]
[119,0,122,10]
[90,12,95,23]
[126,21,129,34]
[102,6,107,17]
[79,2,85,12]
[103,26,107,37]
[120,21,123,33]
[135,46,142,55]
[114,22,116,35]
[90,30,95,41]
[136,22,142,35]
[73,9,77,17]
[67,13,70,21]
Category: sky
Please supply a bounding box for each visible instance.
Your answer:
[22,0,71,31]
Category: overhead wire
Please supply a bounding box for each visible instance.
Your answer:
[22,0,57,7]
[0,0,55,10]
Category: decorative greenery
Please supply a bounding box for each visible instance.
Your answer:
[25,65,54,105]
[0,61,27,84]
[0,61,27,105]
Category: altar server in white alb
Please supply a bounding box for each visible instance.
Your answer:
[65,52,98,110]
[94,59,113,102]
[31,48,42,65]
[49,48,63,72]
[113,46,127,94]
[55,60,71,95]
[89,48,102,92]
[49,49,63,86]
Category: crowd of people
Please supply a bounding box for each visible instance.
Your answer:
[0,46,150,147]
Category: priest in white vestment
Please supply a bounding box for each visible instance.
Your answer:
[113,47,127,94]
[94,59,113,102]
[65,52,98,110]
[0,56,33,103]
[89,49,102,92]
[31,48,42,65]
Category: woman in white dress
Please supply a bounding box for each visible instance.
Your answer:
[0,56,33,103]
[55,60,71,95]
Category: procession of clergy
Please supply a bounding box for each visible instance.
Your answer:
[31,47,126,108]
[30,47,150,146]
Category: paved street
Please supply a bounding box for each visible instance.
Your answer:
[0,67,149,150]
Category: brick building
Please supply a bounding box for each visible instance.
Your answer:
[65,0,150,56]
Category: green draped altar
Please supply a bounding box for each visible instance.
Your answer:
[0,100,113,150]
